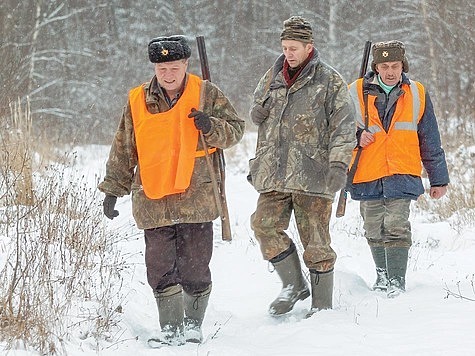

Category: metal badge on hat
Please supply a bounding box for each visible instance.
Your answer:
[161,48,168,56]
[382,51,389,57]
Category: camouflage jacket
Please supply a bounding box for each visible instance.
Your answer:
[248,48,356,199]
[98,74,245,229]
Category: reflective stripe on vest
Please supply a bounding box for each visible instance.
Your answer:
[130,74,213,199]
[348,78,426,183]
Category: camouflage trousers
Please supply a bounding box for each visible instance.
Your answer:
[251,191,336,272]
[360,198,412,248]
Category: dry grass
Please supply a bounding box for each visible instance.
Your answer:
[415,132,475,233]
[0,100,126,355]
[1,98,34,206]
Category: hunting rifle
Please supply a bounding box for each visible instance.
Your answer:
[196,35,232,241]
[335,40,372,218]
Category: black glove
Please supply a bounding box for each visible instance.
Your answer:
[103,195,119,220]
[325,162,348,193]
[188,109,212,134]
[250,97,272,125]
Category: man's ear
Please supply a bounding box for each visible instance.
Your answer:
[371,62,378,74]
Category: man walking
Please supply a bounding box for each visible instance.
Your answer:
[347,40,449,297]
[98,35,244,344]
[248,16,356,317]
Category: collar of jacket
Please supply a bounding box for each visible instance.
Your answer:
[363,71,410,128]
[270,46,320,90]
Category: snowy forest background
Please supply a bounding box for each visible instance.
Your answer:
[1,1,474,355]
[1,0,474,144]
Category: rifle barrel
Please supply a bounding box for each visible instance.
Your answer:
[335,40,372,218]
[195,35,232,241]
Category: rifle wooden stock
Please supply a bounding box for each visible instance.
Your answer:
[196,35,232,241]
[335,188,347,218]
[216,147,232,240]
[335,40,372,218]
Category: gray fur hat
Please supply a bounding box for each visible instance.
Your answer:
[148,35,191,63]
[371,40,409,73]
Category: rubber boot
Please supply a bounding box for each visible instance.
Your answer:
[268,244,310,316]
[386,247,409,298]
[154,285,185,346]
[184,285,211,343]
[306,269,334,318]
[370,246,388,291]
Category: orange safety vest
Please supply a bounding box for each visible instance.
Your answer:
[349,78,426,184]
[129,74,216,199]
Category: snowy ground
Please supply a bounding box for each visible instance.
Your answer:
[4,136,475,356]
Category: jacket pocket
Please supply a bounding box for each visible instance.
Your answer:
[248,145,272,189]
[299,145,327,191]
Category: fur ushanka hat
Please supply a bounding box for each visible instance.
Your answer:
[148,35,191,63]
[371,40,409,73]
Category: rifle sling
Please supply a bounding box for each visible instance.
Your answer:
[347,88,369,183]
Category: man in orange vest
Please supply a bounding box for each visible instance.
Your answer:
[98,35,244,346]
[347,40,449,298]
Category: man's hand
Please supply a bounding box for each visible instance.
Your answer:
[326,162,348,193]
[359,130,375,148]
[188,108,212,134]
[430,186,448,199]
[103,195,119,220]
[250,97,272,125]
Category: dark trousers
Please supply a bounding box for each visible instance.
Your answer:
[144,222,213,295]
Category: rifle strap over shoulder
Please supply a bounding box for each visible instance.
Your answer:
[262,67,274,99]
[347,88,369,181]
[363,89,369,130]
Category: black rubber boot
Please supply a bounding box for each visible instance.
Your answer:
[386,247,409,298]
[370,246,388,291]
[184,285,211,343]
[268,243,310,316]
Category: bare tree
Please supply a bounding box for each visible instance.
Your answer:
[1,0,473,143]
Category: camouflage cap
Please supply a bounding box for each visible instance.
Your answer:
[280,16,313,43]
[148,35,191,63]
[371,40,409,73]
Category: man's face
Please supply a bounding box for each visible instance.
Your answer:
[376,61,403,86]
[154,59,188,94]
[281,40,313,68]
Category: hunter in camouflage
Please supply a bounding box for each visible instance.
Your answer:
[98,35,244,346]
[248,16,356,317]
